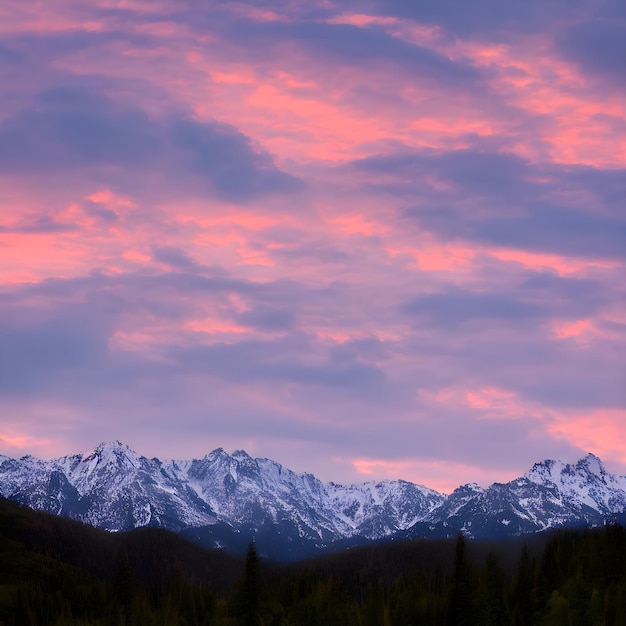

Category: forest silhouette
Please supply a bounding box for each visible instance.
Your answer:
[0,497,625,624]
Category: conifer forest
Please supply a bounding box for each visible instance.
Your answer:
[1,497,625,625]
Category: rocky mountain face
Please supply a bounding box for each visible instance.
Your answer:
[0,441,443,540]
[0,443,216,531]
[1,442,625,559]
[405,455,626,541]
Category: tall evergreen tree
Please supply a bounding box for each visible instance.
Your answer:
[512,545,534,626]
[449,532,473,625]
[231,542,263,625]
[113,556,137,622]
[483,552,509,625]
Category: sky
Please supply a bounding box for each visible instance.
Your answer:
[0,0,625,493]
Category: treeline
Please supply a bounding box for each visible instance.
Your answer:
[259,527,626,625]
[0,496,625,624]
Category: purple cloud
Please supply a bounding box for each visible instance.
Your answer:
[0,0,624,489]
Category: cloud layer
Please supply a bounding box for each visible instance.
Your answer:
[0,0,624,491]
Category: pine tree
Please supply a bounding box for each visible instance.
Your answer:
[512,545,534,626]
[231,542,263,626]
[113,557,137,623]
[449,532,474,625]
[483,552,508,625]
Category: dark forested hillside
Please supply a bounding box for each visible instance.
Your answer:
[0,497,242,624]
[1,496,625,625]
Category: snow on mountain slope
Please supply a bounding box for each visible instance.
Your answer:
[0,442,216,531]
[524,454,626,515]
[327,479,445,539]
[162,448,444,540]
[411,455,626,540]
[1,443,625,543]
[163,448,343,540]
[0,453,78,516]
[425,478,581,538]
[0,442,444,538]
[423,482,484,524]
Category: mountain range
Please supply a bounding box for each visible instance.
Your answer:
[1,441,625,560]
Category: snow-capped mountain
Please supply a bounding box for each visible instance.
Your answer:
[0,442,216,531]
[405,453,626,540]
[1,443,625,555]
[0,441,443,540]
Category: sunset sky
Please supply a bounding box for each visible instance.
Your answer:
[1,0,624,492]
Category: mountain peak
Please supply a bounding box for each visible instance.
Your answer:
[204,447,228,459]
[576,453,606,477]
[452,482,484,495]
[96,440,129,452]
[2,445,625,550]
[524,458,566,485]
[82,440,139,466]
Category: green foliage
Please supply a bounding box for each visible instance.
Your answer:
[1,496,625,625]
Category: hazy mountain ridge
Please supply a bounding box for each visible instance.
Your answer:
[1,441,625,554]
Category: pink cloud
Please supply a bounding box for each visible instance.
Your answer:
[465,387,518,411]
[488,248,619,275]
[458,37,626,167]
[0,0,623,489]
[0,432,54,453]
[553,319,593,340]
[548,410,626,467]
[85,189,136,208]
[422,386,545,422]
[385,242,476,272]
[351,457,518,494]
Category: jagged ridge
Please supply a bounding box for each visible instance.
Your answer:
[1,442,625,546]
